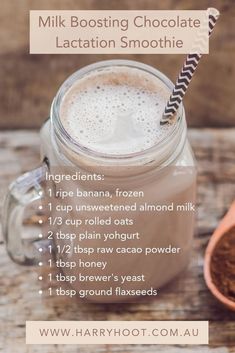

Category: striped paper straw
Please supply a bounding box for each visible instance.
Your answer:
[160,8,220,125]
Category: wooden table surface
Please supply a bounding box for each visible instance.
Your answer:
[0,129,235,353]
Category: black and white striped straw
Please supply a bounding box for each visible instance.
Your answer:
[160,8,220,125]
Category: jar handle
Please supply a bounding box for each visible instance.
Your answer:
[2,160,49,265]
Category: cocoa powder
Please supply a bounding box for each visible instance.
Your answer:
[211,226,235,301]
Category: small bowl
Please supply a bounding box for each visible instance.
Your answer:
[204,201,235,311]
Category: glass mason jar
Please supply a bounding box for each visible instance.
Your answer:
[3,60,196,302]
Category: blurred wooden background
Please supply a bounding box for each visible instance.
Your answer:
[0,0,234,129]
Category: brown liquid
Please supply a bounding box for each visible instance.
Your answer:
[59,66,173,156]
[40,64,196,303]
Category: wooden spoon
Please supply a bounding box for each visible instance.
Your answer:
[204,201,235,311]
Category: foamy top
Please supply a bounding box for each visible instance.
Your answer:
[60,66,173,155]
